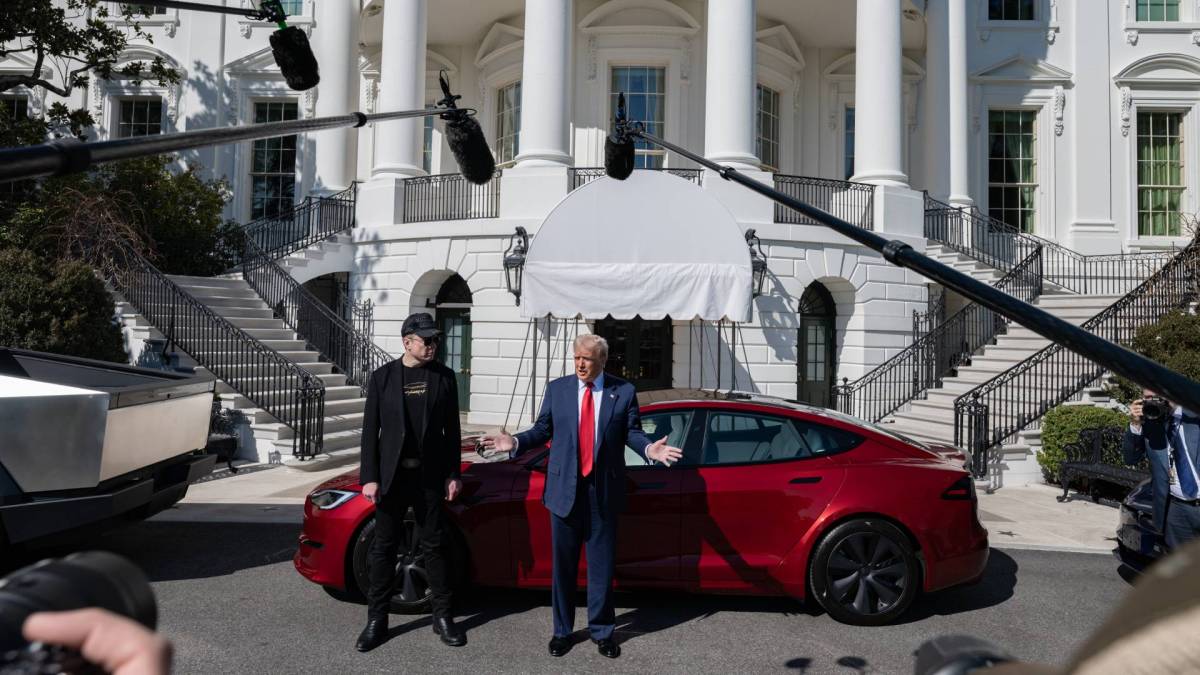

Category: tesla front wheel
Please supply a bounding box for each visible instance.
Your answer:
[351,511,467,615]
[809,518,920,626]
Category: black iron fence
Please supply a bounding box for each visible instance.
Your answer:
[111,248,326,459]
[240,184,357,264]
[925,196,1174,295]
[402,170,502,223]
[954,238,1200,477]
[912,285,947,341]
[241,238,391,395]
[567,167,703,191]
[835,246,1044,422]
[773,174,876,231]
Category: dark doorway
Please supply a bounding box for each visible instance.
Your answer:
[797,282,837,408]
[594,316,673,391]
[434,274,472,411]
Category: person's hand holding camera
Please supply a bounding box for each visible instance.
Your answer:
[22,609,172,675]
[1131,398,1145,426]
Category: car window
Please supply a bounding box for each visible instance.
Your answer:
[793,419,863,456]
[699,411,810,466]
[626,410,692,466]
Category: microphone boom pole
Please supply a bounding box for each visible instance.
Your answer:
[620,124,1200,417]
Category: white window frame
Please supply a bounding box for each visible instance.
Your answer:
[985,108,1040,234]
[972,88,1058,239]
[105,4,181,37]
[246,98,301,221]
[1123,0,1200,44]
[1124,98,1199,247]
[755,83,782,172]
[235,0,312,39]
[1134,108,1188,238]
[112,96,166,138]
[493,79,522,168]
[592,48,686,169]
[608,64,668,168]
[823,54,923,183]
[975,0,1060,44]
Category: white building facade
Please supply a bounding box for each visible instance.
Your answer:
[5,0,1197,428]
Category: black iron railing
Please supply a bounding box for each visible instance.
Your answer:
[925,196,1174,295]
[402,170,501,223]
[955,238,1200,477]
[774,174,875,231]
[239,184,357,264]
[112,248,326,459]
[567,167,703,191]
[913,285,947,341]
[241,238,391,394]
[335,293,375,345]
[835,245,1044,422]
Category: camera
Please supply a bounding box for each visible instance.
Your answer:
[0,551,156,675]
[1143,396,1171,422]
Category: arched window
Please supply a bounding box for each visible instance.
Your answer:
[797,282,836,408]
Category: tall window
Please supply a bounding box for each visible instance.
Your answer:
[423,106,435,173]
[987,110,1037,233]
[1137,0,1180,21]
[250,100,298,220]
[611,66,666,168]
[1137,111,1184,237]
[988,0,1036,20]
[844,107,855,180]
[116,99,163,137]
[122,4,168,15]
[494,81,520,166]
[277,0,304,14]
[756,84,780,172]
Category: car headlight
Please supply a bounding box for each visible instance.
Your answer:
[310,489,358,510]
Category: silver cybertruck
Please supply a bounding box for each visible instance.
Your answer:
[0,347,217,547]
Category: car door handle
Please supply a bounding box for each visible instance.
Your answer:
[788,476,822,485]
[634,481,667,490]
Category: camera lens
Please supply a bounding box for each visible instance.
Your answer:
[1144,397,1167,421]
[0,551,156,652]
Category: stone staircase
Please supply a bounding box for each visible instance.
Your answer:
[880,293,1124,485]
[119,274,367,468]
[275,233,354,285]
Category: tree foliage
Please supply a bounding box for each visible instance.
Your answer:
[1109,310,1200,404]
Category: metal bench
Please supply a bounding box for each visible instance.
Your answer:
[1057,426,1149,502]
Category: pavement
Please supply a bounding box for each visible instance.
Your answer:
[161,455,1123,555]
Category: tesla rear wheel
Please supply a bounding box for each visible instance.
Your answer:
[349,511,467,615]
[809,519,919,626]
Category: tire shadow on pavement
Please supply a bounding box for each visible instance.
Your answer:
[891,547,1019,624]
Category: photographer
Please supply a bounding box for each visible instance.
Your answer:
[1125,389,1200,551]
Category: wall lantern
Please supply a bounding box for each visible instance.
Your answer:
[745,228,768,297]
[503,226,529,305]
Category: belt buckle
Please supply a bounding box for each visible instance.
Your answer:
[400,458,421,469]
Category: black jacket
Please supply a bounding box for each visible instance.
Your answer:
[359,358,462,495]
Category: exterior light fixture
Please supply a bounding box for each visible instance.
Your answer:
[745,228,768,297]
[503,226,529,305]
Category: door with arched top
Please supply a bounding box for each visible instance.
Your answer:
[797,282,836,408]
[434,274,472,411]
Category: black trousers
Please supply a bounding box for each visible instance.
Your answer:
[367,469,452,619]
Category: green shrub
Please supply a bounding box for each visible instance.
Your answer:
[1038,405,1130,483]
[0,248,126,363]
[1110,310,1200,405]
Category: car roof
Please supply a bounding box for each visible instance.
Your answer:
[637,388,824,414]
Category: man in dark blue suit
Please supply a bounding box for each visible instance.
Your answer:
[1124,388,1200,551]
[482,334,681,659]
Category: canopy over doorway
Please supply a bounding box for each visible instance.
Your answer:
[520,171,753,322]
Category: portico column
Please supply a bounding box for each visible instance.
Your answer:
[370,0,426,178]
[514,0,572,166]
[922,0,950,201]
[947,0,972,205]
[311,0,360,194]
[852,0,908,186]
[703,0,759,169]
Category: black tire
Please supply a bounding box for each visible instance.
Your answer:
[808,518,920,626]
[348,510,467,615]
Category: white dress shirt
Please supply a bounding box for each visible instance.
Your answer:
[1130,405,1197,500]
[512,375,606,453]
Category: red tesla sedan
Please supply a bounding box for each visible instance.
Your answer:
[294,390,988,626]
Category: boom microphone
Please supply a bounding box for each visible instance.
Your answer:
[604,93,636,180]
[437,71,496,185]
[270,25,320,91]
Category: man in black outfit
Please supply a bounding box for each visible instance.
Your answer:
[355,312,465,652]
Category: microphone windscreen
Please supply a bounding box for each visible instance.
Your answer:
[604,135,635,180]
[270,26,320,91]
[445,114,496,185]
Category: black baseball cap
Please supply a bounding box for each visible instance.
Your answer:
[402,312,442,339]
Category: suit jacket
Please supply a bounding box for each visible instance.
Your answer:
[513,373,652,519]
[359,358,462,496]
[1124,412,1200,533]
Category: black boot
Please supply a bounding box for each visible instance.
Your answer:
[355,617,388,652]
[432,616,466,647]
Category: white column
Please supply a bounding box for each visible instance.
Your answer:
[371,0,426,178]
[922,0,950,201]
[947,0,972,205]
[514,0,572,166]
[703,0,758,169]
[311,0,360,194]
[852,0,907,186]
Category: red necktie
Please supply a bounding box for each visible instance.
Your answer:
[579,382,595,477]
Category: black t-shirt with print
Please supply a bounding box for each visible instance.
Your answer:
[400,362,429,459]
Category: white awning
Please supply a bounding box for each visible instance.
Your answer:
[521,170,753,322]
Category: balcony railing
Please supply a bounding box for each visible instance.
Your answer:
[567,167,703,191]
[239,184,357,264]
[402,170,502,223]
[773,174,876,231]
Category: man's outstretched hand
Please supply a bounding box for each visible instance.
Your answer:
[480,433,516,458]
[646,437,683,466]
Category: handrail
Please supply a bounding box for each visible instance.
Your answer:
[237,184,357,265]
[402,170,501,223]
[835,244,1044,422]
[924,195,1174,295]
[775,174,875,231]
[567,166,703,190]
[954,238,1200,477]
[110,247,326,459]
[241,237,391,394]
